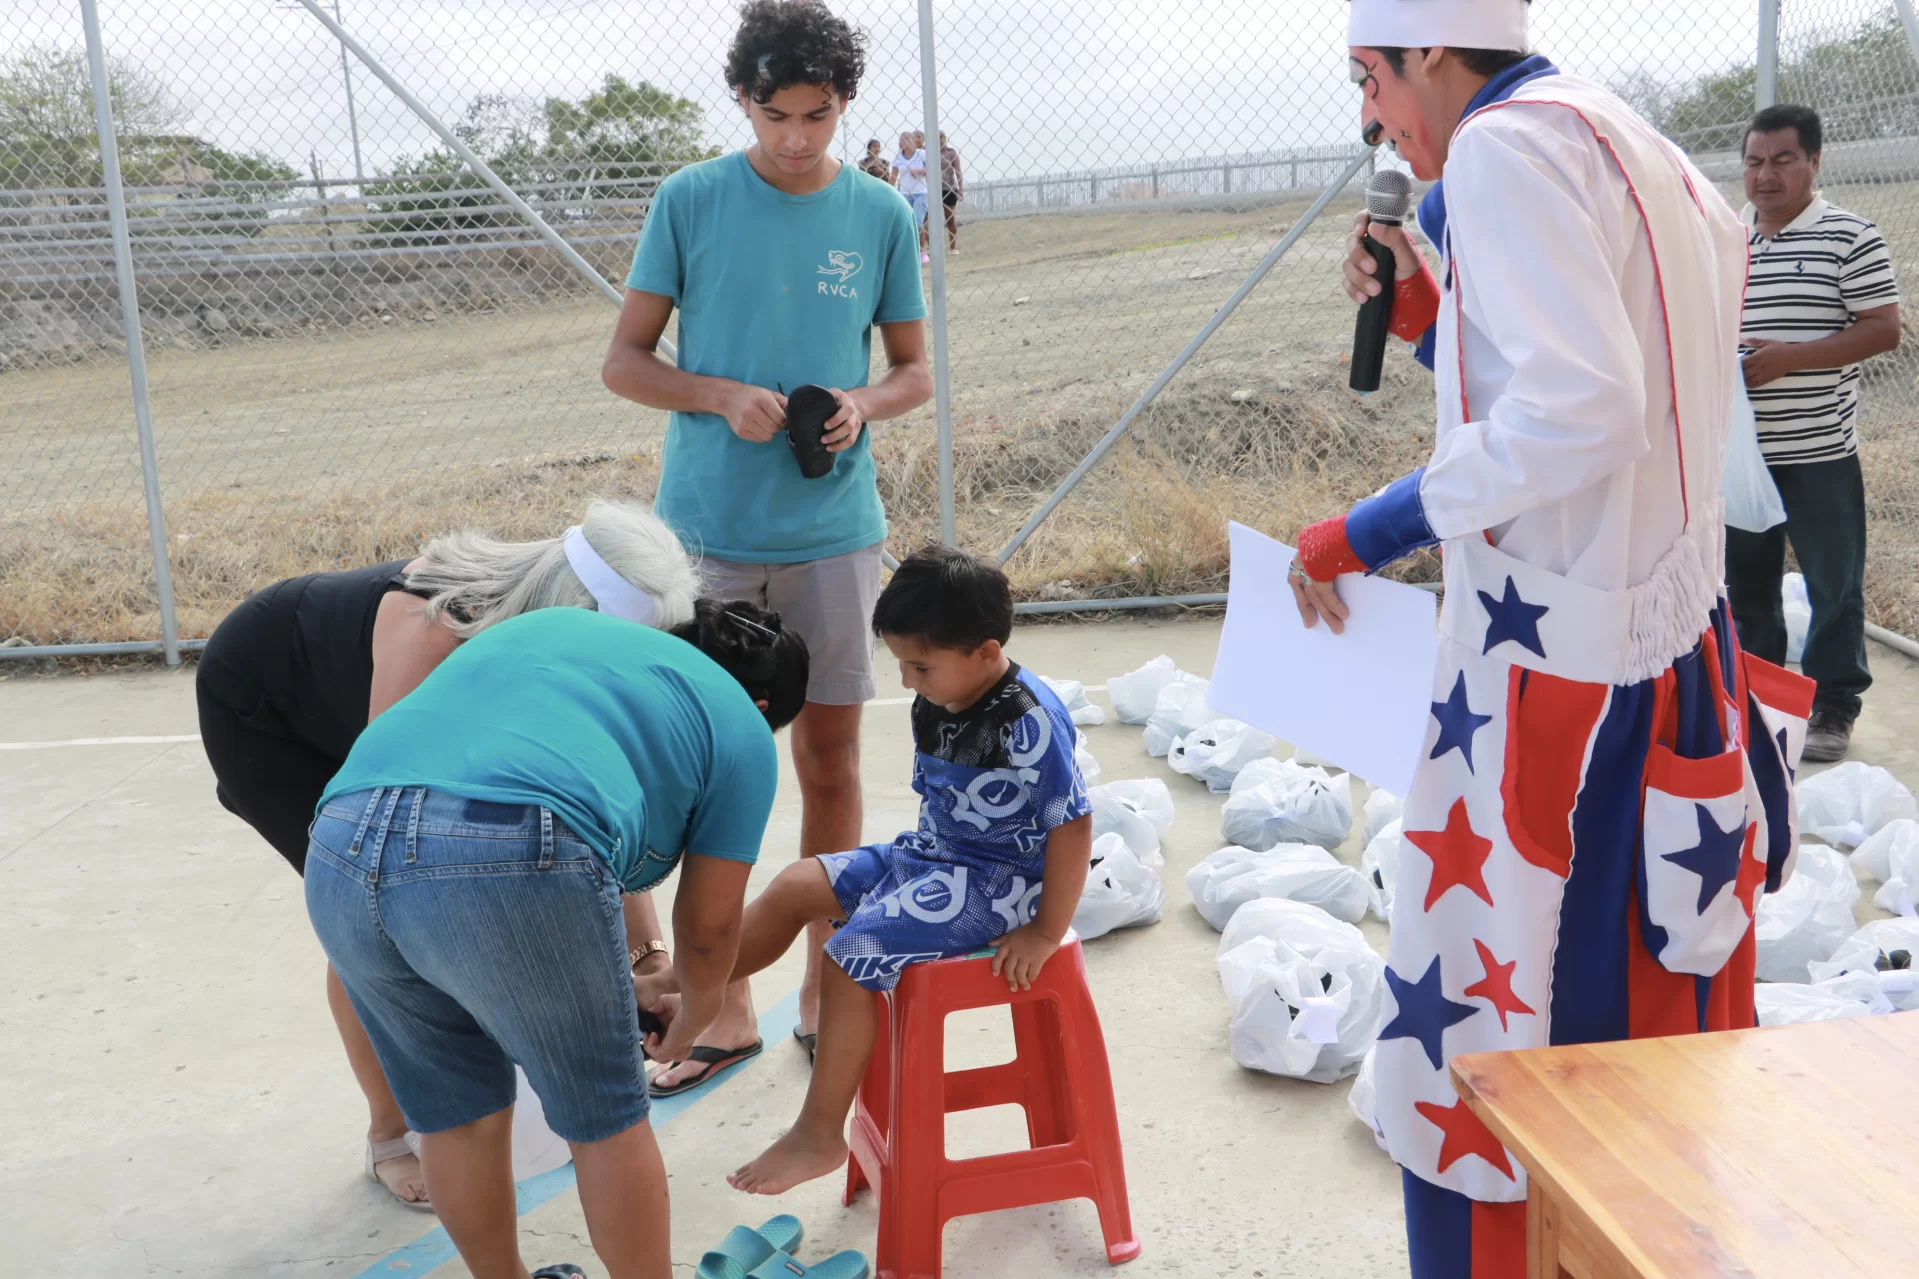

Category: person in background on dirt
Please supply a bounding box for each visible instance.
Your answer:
[636,546,1091,1197]
[1726,103,1902,764]
[895,128,931,262]
[858,136,892,183]
[1308,1,1810,1272]
[194,502,707,1211]
[601,0,932,1097]
[938,130,964,254]
[307,603,805,1279]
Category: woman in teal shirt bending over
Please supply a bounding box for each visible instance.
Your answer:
[306,601,805,1279]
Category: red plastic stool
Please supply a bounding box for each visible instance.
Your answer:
[842,936,1141,1279]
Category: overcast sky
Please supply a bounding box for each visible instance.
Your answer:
[6,0,1784,183]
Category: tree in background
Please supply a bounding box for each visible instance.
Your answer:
[365,77,714,246]
[0,45,295,235]
[1625,9,1918,153]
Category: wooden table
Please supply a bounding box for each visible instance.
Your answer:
[1450,1011,1919,1279]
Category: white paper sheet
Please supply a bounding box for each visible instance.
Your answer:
[1208,523,1439,797]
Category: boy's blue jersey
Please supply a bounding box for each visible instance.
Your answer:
[905,663,1089,873]
[820,663,1092,991]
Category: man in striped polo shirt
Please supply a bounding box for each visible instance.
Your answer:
[1727,103,1902,762]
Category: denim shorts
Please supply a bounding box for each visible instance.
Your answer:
[305,787,648,1143]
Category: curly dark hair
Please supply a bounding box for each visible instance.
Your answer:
[725,0,867,104]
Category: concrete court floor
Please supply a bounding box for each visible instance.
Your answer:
[3,617,1915,1279]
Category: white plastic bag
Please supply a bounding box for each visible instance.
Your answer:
[1074,730,1102,786]
[1807,918,1919,1012]
[1089,779,1175,867]
[1109,655,1185,725]
[511,1066,573,1181]
[1169,718,1277,792]
[1852,817,1919,883]
[1754,842,1860,983]
[1143,678,1214,758]
[1754,982,1875,1027]
[1362,818,1403,923]
[1072,832,1165,941]
[1038,674,1107,727]
[1783,573,1812,667]
[1362,789,1403,844]
[1219,761,1354,852]
[1347,1046,1390,1153]
[1215,899,1389,1083]
[1229,756,1289,796]
[1723,376,1788,534]
[1873,831,1919,917]
[1796,761,1919,849]
[1186,843,1372,929]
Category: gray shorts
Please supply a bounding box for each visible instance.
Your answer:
[701,544,883,705]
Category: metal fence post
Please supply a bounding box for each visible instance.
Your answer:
[995,147,1378,565]
[1757,0,1781,109]
[81,0,181,667]
[1895,0,1919,72]
[918,0,956,545]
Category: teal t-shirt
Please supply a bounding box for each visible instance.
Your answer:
[319,608,778,892]
[627,151,927,563]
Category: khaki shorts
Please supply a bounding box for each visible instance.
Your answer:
[700,544,884,706]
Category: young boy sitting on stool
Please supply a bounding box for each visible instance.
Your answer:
[640,544,1092,1195]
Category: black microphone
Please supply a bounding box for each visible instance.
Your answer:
[1350,169,1416,395]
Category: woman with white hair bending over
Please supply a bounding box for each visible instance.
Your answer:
[196,499,699,1210]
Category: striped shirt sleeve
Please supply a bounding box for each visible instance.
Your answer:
[1839,224,1900,314]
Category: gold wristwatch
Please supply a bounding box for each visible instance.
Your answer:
[628,940,669,969]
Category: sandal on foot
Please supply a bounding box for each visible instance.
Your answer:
[365,1135,434,1213]
[648,1039,764,1098]
[792,1025,818,1065]
[532,1266,588,1278]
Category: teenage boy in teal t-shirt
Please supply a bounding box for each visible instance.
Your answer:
[602,0,931,1093]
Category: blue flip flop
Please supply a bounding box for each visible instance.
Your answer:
[693,1217,866,1279]
[695,1217,806,1279]
[697,1248,870,1279]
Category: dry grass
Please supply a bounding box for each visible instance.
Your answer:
[2,353,1442,645]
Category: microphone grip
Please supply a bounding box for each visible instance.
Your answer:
[1349,234,1397,394]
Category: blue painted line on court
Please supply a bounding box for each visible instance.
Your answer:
[353,989,802,1276]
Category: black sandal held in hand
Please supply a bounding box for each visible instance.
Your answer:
[784,384,839,479]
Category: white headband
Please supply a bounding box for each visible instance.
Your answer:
[563,525,659,627]
[1348,0,1530,54]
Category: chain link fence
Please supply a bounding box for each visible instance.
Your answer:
[4,0,1918,656]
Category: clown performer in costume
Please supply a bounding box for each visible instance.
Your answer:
[1290,2,1817,1273]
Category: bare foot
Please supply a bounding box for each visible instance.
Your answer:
[373,1147,429,1206]
[727,1126,849,1196]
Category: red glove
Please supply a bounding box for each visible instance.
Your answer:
[1389,258,1442,344]
[1296,515,1366,583]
